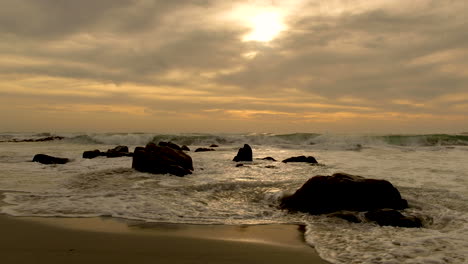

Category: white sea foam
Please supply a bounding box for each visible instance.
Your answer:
[0,133,467,263]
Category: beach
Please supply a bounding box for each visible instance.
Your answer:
[0,214,328,264]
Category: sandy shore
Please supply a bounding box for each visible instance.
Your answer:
[0,215,329,264]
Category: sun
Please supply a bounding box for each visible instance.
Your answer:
[242,11,285,42]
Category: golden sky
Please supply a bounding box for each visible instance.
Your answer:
[1,0,467,133]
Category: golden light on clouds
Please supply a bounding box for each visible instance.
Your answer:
[242,11,286,42]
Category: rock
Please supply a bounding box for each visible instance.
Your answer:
[105,145,132,158]
[10,136,65,143]
[210,144,219,148]
[262,157,277,161]
[33,154,69,165]
[233,144,253,162]
[158,141,182,151]
[365,209,423,228]
[236,164,244,167]
[82,149,102,159]
[282,156,318,164]
[181,145,191,151]
[194,148,215,152]
[265,165,277,169]
[281,173,408,215]
[132,143,193,177]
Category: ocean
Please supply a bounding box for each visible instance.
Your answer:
[1,132,467,264]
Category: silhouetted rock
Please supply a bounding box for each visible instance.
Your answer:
[236,164,244,167]
[282,156,318,164]
[210,144,219,148]
[194,148,215,152]
[233,144,253,162]
[105,145,132,158]
[181,145,190,151]
[83,149,102,159]
[33,154,69,165]
[262,157,277,161]
[365,209,423,228]
[158,141,182,151]
[281,173,408,215]
[132,143,193,177]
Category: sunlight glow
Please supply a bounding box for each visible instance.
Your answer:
[243,11,285,42]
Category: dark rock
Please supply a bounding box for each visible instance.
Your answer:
[104,145,132,158]
[233,144,253,162]
[236,164,244,167]
[195,148,215,152]
[181,145,190,151]
[33,154,69,165]
[282,156,318,164]
[158,141,182,151]
[9,136,65,143]
[365,209,423,228]
[83,149,102,159]
[210,144,219,148]
[262,157,277,161]
[281,173,408,215]
[265,165,277,169]
[132,143,193,177]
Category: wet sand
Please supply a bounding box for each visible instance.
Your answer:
[0,215,329,264]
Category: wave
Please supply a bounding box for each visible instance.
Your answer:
[2,132,467,147]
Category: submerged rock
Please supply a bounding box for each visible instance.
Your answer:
[194,148,215,152]
[365,209,423,228]
[210,144,219,148]
[33,154,69,165]
[233,144,253,162]
[262,157,277,161]
[282,156,318,164]
[281,173,408,215]
[132,143,193,177]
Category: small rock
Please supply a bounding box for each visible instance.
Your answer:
[195,148,215,152]
[33,154,69,165]
[282,156,318,164]
[365,209,423,228]
[83,149,102,159]
[262,157,277,161]
[210,144,219,148]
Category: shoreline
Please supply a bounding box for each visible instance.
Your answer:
[0,214,330,264]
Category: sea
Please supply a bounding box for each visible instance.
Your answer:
[0,132,467,264]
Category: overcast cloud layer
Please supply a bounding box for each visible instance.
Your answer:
[1,0,467,133]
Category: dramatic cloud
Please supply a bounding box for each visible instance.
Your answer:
[1,0,467,133]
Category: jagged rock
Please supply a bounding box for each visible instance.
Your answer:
[365,209,423,228]
[158,141,182,151]
[282,156,318,164]
[181,145,190,151]
[233,144,253,162]
[132,143,193,177]
[210,144,219,148]
[281,173,408,215]
[33,154,69,165]
[195,148,215,152]
[262,157,277,161]
[83,149,102,159]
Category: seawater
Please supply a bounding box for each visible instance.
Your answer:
[0,132,467,264]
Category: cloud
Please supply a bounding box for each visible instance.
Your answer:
[0,0,467,132]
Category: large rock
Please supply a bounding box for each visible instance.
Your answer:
[281,173,408,215]
[132,143,193,177]
[365,209,423,228]
[282,156,318,164]
[104,145,132,158]
[33,154,69,165]
[233,144,253,162]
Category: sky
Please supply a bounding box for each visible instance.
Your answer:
[1,0,467,134]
